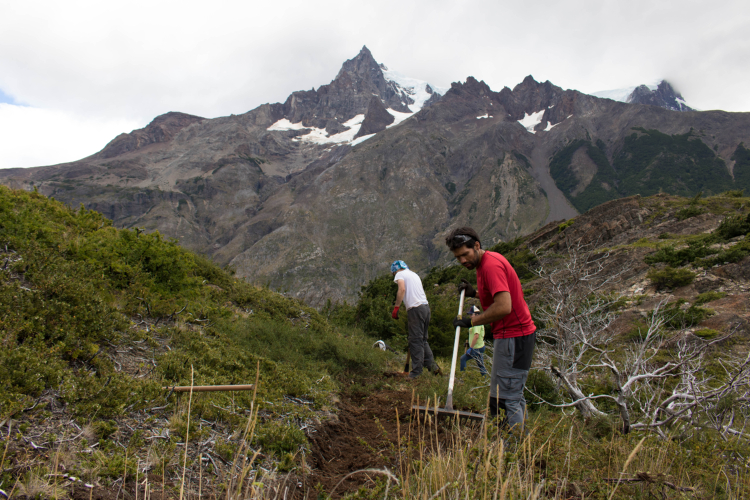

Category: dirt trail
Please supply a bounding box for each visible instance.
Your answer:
[298,388,464,499]
[14,388,467,500]
[299,390,412,498]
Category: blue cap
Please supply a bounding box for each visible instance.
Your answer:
[390,260,409,273]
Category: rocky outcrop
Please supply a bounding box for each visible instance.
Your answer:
[354,96,394,138]
[281,45,412,132]
[96,112,205,159]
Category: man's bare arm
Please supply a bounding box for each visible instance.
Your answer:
[394,279,406,308]
[471,292,511,326]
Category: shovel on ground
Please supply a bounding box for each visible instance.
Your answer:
[411,289,485,422]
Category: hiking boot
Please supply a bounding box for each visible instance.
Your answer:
[432,364,443,376]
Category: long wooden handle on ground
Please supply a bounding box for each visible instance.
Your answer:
[445,289,466,411]
[165,384,255,392]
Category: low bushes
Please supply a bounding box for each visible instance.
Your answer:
[646,266,696,289]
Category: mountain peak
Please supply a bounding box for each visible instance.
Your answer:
[335,45,382,82]
[591,79,693,112]
[627,80,693,112]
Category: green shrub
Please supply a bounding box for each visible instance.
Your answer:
[351,274,401,340]
[714,213,750,240]
[254,420,307,457]
[93,420,118,440]
[558,219,575,232]
[525,370,560,406]
[697,239,750,268]
[645,237,717,267]
[676,205,705,220]
[694,329,720,339]
[647,266,696,289]
[586,414,619,440]
[694,291,727,305]
[722,190,746,198]
[657,300,714,329]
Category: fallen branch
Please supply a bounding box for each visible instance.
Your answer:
[163,384,255,393]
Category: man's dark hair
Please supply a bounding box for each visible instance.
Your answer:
[445,227,481,250]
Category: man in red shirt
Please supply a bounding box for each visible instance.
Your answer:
[445,227,536,431]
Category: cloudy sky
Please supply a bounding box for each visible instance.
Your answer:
[1,0,748,169]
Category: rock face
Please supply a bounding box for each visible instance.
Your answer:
[627,80,693,112]
[354,96,395,138]
[97,112,206,159]
[281,46,412,134]
[3,49,750,306]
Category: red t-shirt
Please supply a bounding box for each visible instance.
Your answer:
[476,251,536,339]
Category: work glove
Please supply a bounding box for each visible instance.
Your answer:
[391,305,400,319]
[457,279,476,298]
[453,316,473,329]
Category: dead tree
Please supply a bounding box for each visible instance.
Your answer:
[532,239,629,419]
[530,239,750,437]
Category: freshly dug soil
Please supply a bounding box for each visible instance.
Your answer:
[298,388,469,499]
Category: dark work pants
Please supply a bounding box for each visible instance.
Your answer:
[407,304,435,377]
[490,332,535,430]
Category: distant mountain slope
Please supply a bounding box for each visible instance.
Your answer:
[2,48,750,305]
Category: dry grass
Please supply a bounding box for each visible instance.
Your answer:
[378,408,749,500]
[15,467,56,499]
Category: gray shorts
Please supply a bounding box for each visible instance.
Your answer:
[490,333,535,400]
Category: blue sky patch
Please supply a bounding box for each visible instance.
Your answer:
[0,88,23,105]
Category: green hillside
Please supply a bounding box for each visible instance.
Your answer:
[2,186,750,498]
[551,128,740,212]
[0,186,386,486]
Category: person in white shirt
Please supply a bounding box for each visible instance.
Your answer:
[391,260,441,379]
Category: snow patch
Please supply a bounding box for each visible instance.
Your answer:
[351,133,375,146]
[518,110,545,133]
[386,109,415,128]
[382,67,449,112]
[296,114,365,144]
[267,119,309,131]
[590,79,661,103]
[268,115,367,145]
[476,113,490,119]
[544,121,559,132]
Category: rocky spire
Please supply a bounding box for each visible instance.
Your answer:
[281,46,411,134]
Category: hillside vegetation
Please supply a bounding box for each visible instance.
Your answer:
[551,128,749,212]
[3,186,750,498]
[0,186,386,495]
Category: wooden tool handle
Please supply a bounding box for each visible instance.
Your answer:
[164,384,255,392]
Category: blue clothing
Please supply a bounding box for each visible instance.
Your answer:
[460,346,488,375]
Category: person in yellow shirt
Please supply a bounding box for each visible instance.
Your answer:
[459,306,488,376]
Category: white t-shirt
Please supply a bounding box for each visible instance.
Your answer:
[393,269,429,310]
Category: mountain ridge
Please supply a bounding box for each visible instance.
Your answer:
[2,49,750,305]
